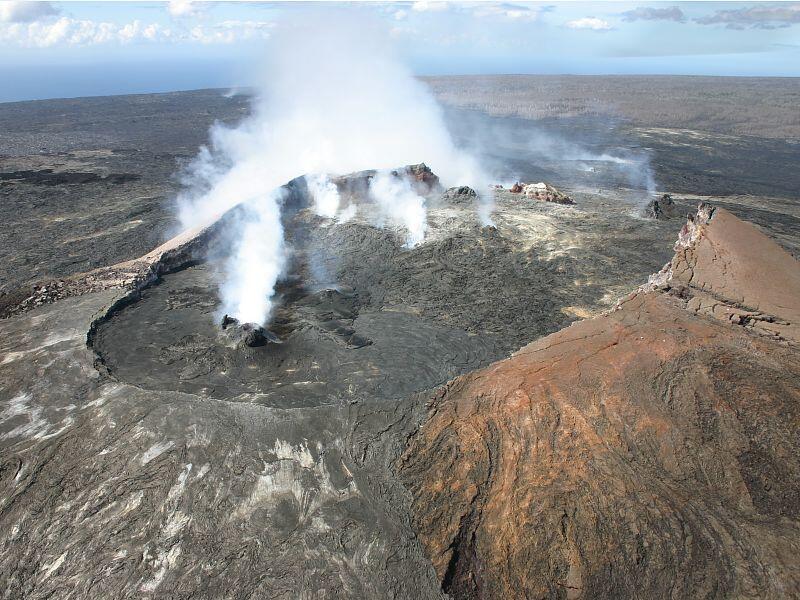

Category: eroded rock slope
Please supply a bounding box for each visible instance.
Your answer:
[400,206,800,599]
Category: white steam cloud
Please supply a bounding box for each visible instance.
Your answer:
[219,192,285,325]
[369,171,428,247]
[305,174,342,220]
[176,13,487,325]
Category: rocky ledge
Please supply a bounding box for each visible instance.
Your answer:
[399,205,800,599]
[507,181,574,205]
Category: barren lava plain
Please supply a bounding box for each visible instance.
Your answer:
[1,77,799,599]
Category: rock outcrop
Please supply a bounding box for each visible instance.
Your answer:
[441,186,478,205]
[399,205,800,599]
[402,163,441,194]
[507,181,574,204]
[641,193,678,219]
[220,315,281,347]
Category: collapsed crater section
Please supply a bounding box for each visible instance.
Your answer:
[92,261,501,407]
[90,163,676,409]
[91,165,509,407]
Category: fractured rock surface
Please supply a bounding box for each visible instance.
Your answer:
[399,207,800,598]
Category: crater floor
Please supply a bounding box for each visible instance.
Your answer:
[93,262,502,406]
[92,191,688,408]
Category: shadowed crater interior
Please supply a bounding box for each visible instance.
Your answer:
[90,167,694,409]
[92,261,503,407]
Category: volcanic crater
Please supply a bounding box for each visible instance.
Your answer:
[88,166,678,409]
[2,88,800,600]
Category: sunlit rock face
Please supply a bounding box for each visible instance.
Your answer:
[506,181,574,205]
[399,207,800,599]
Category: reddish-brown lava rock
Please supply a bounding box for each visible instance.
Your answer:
[522,182,575,205]
[399,206,800,599]
[403,162,441,193]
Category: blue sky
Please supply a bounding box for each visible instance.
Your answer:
[1,1,798,101]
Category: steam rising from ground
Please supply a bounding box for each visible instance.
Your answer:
[370,172,428,247]
[444,109,658,205]
[175,14,488,325]
[305,174,341,220]
[220,192,285,324]
[519,129,657,198]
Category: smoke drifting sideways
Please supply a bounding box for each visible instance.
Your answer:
[546,142,659,202]
[175,14,489,326]
[529,134,656,200]
[523,131,658,201]
[443,109,658,206]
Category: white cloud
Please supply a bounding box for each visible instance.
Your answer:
[0,17,120,47]
[0,1,58,23]
[143,22,169,41]
[412,1,449,13]
[622,6,685,23]
[393,9,408,21]
[168,0,202,18]
[473,3,543,22]
[696,3,800,30]
[0,16,270,47]
[566,17,612,31]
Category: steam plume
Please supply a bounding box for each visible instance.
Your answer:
[220,191,285,325]
[305,174,341,220]
[175,13,487,325]
[369,171,428,247]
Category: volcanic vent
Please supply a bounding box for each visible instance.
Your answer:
[91,165,503,407]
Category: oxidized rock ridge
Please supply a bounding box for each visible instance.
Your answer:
[400,205,800,599]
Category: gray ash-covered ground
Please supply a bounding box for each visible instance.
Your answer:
[2,81,800,599]
[0,90,248,296]
[425,75,800,140]
[444,107,800,201]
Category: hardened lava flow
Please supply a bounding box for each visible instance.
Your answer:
[1,163,799,599]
